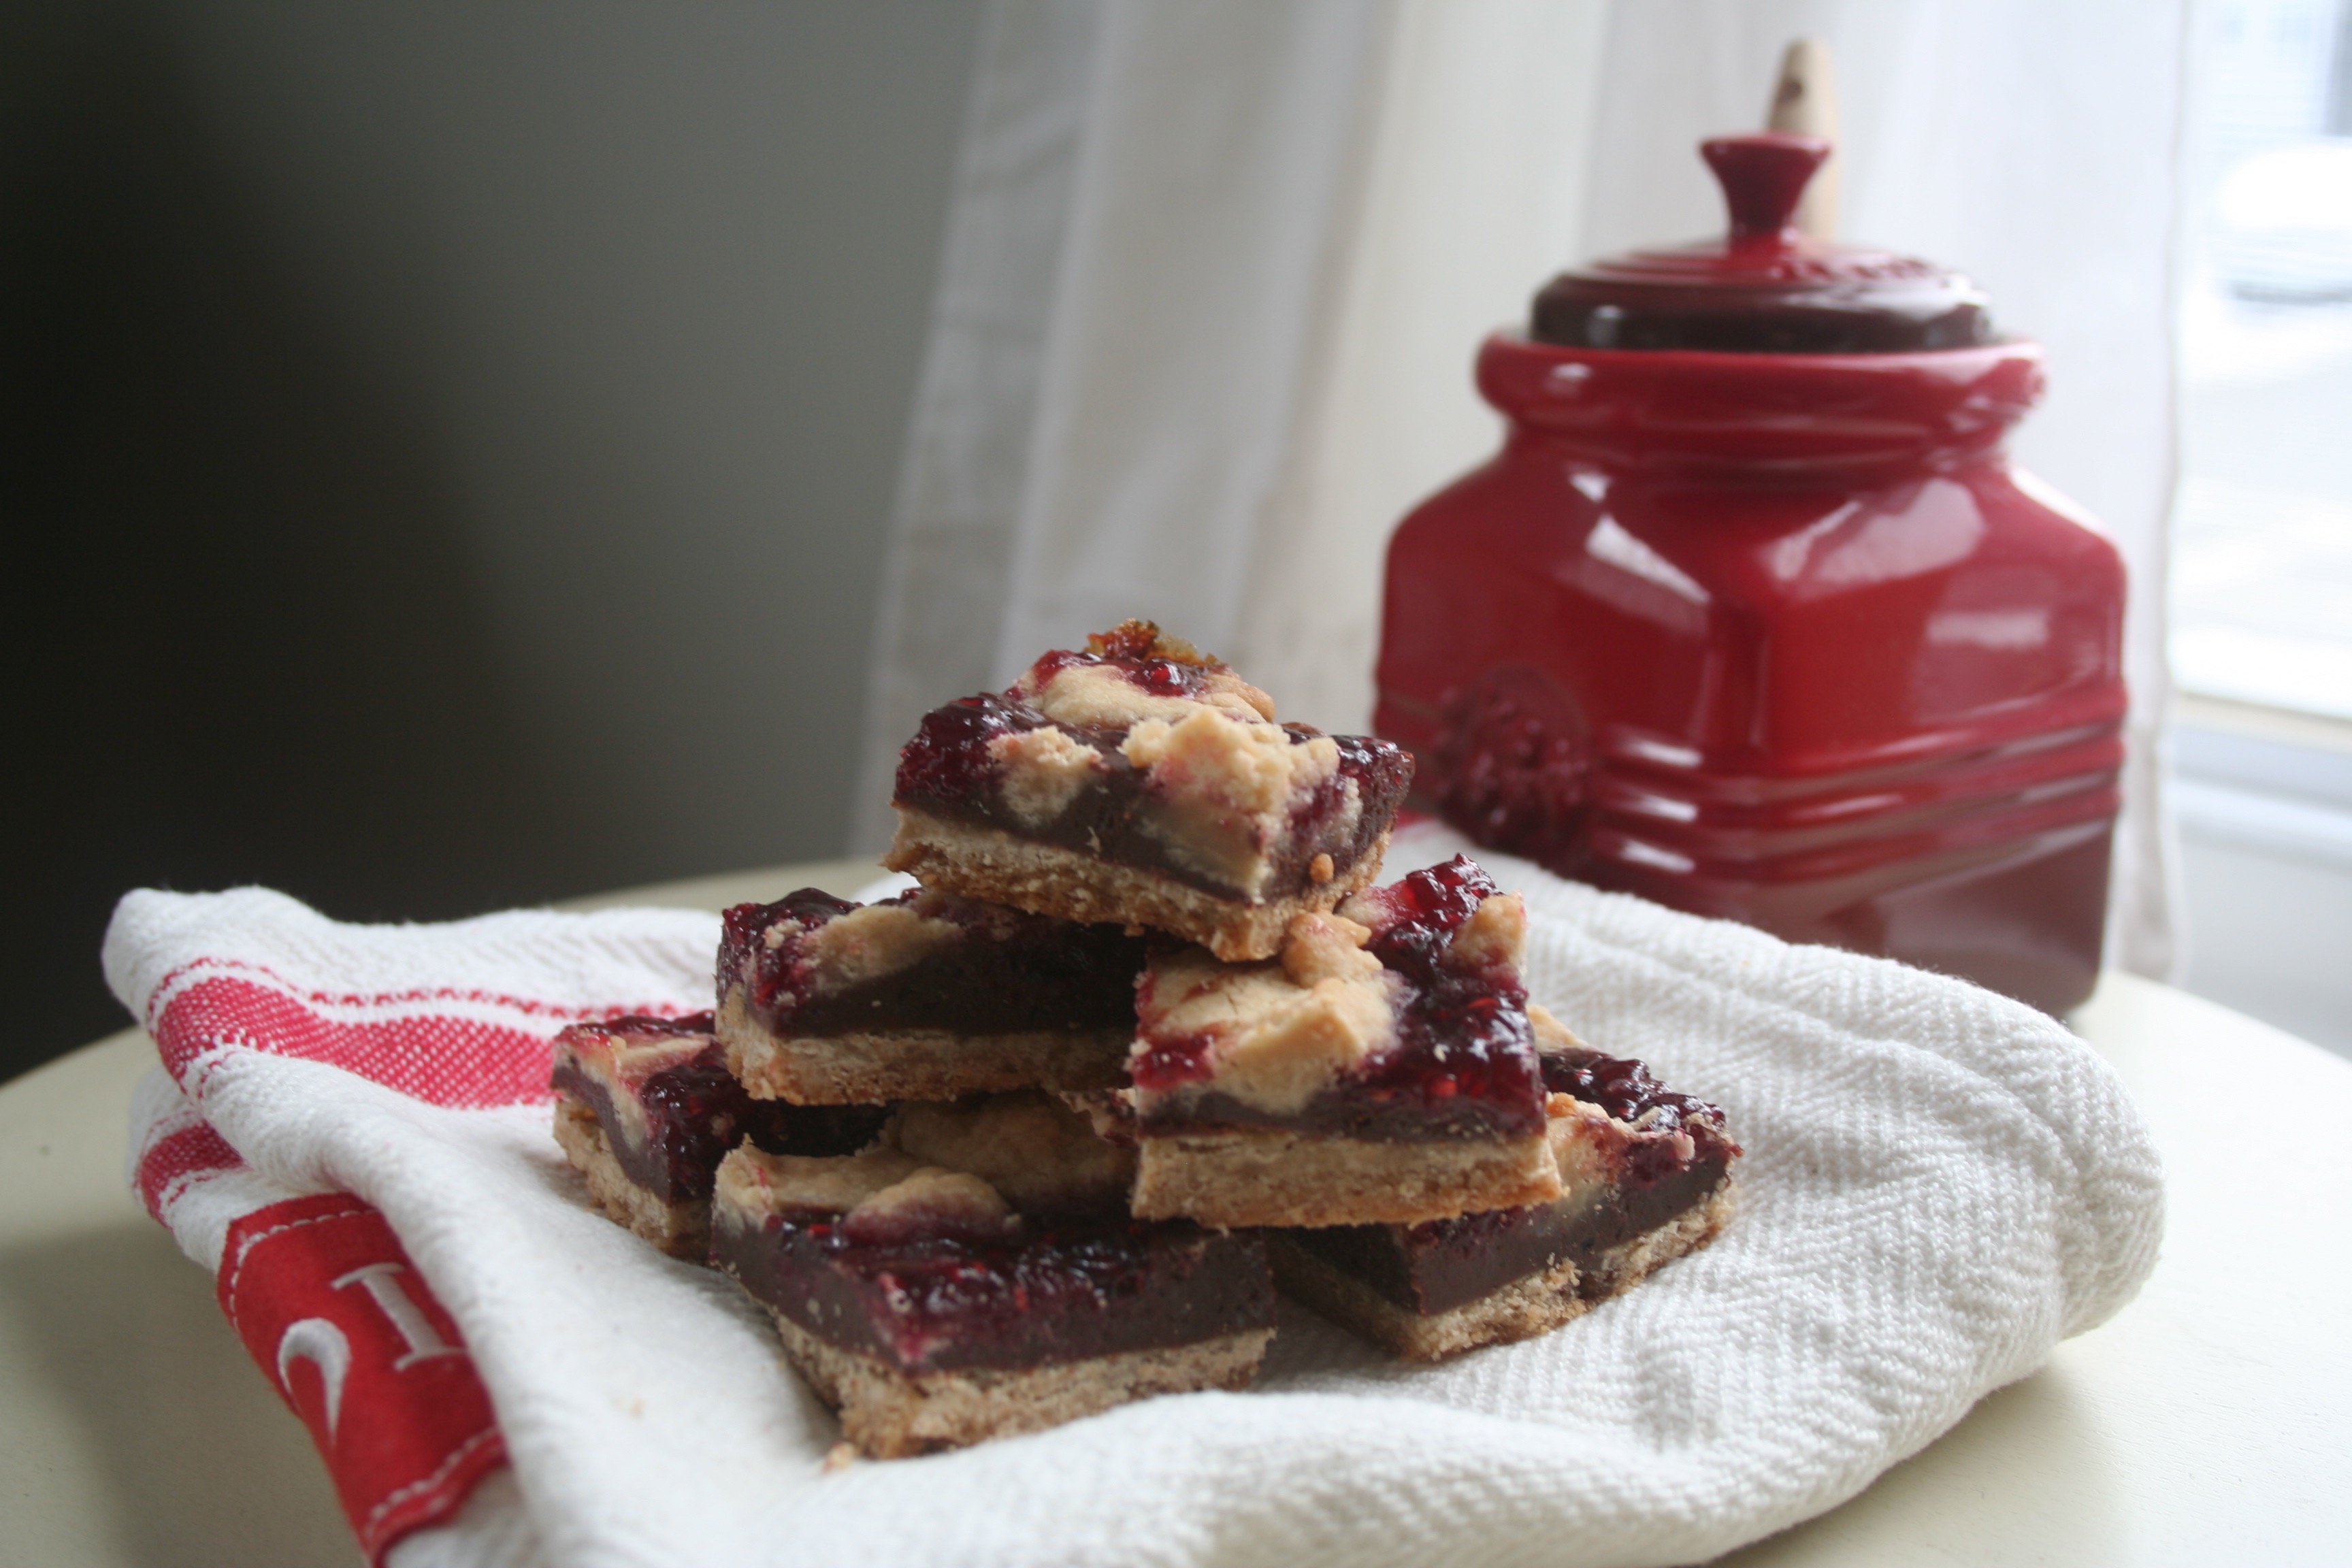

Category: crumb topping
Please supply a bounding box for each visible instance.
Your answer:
[1279,913,1381,988]
[1120,711,1341,893]
[989,725,1102,827]
[799,902,963,992]
[840,1168,1022,1246]
[1544,1091,1619,1189]
[1446,893,1529,974]
[1527,1003,1590,1057]
[889,1091,1135,1214]
[1013,621,1277,729]
[1123,710,1339,813]
[1139,938,1400,1116]
[1026,662,1231,728]
[717,1145,925,1220]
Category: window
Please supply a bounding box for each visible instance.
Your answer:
[2173,0,2352,721]
[2169,0,2352,1058]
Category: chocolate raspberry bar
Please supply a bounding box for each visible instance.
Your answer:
[885,622,1414,962]
[551,1013,887,1258]
[1269,1007,1740,1358]
[715,887,1145,1105]
[1126,856,1562,1228]
[711,1091,1275,1457]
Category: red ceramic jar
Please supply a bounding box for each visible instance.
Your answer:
[1373,136,2125,1013]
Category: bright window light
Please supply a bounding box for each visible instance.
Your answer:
[2172,0,2352,721]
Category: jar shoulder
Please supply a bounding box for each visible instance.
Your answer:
[1388,451,2123,617]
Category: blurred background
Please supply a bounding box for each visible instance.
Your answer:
[7,1,987,1072]
[8,0,2350,1079]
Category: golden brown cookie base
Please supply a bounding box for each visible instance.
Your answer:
[1129,1126,1561,1228]
[883,808,1389,963]
[1269,1182,1738,1360]
[766,1310,1273,1458]
[716,986,1128,1105]
[552,1094,708,1260]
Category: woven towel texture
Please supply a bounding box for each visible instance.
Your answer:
[105,823,2162,1568]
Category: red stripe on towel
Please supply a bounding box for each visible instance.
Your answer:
[153,975,565,1107]
[134,1120,247,1222]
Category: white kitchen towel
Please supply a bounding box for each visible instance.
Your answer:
[108,821,2163,1568]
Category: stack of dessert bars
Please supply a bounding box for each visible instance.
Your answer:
[553,624,1740,1458]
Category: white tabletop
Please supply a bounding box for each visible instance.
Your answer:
[5,858,2347,1565]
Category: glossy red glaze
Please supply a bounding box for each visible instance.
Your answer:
[1702,134,1829,244]
[1374,331,2126,1014]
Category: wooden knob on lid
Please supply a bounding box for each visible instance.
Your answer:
[1766,37,1841,240]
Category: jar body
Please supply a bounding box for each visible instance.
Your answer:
[1374,335,2126,1013]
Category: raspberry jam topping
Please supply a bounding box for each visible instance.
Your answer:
[1540,1048,1740,1179]
[1026,646,1215,702]
[735,1214,1273,1373]
[1348,855,1500,975]
[891,692,1057,821]
[718,889,860,1017]
[632,1043,760,1197]
[1349,858,1541,1129]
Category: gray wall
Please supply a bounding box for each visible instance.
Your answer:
[7,1,985,1071]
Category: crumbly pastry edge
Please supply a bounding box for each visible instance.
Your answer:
[764,1309,1273,1458]
[1267,1181,1740,1360]
[552,1094,709,1260]
[883,808,1390,963]
[716,985,1130,1105]
[1128,1126,1562,1228]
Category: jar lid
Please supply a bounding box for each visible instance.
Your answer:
[1531,134,1995,353]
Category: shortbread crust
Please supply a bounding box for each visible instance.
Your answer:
[885,808,1390,963]
[769,1312,1271,1458]
[1129,1126,1561,1230]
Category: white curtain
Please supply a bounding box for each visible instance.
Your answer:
[853,0,2187,979]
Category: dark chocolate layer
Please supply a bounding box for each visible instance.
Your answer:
[719,889,1147,1038]
[1284,1150,1731,1316]
[716,1211,1274,1375]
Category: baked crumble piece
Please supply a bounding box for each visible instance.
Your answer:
[551,1013,888,1258]
[710,1091,1273,1456]
[1268,1005,1740,1358]
[715,886,1145,1105]
[883,621,1414,962]
[1126,855,1563,1228]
